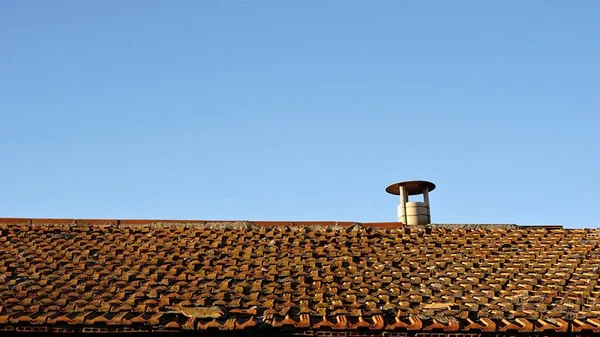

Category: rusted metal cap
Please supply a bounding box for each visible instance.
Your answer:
[385,180,436,196]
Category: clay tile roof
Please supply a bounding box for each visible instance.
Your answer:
[0,218,599,334]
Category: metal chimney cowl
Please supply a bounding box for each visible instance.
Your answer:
[386,180,435,226]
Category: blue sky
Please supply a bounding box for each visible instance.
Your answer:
[1,2,598,227]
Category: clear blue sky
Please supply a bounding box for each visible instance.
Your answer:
[1,2,598,228]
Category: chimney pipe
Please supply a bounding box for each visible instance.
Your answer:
[386,180,436,226]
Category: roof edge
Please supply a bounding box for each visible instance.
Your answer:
[0,218,405,229]
[0,218,568,229]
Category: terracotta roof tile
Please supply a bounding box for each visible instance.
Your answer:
[1,219,599,333]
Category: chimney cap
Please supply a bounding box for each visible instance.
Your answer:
[385,180,436,196]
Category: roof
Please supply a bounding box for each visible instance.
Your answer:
[1,218,600,334]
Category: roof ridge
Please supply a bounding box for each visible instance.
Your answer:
[0,218,395,229]
[0,218,570,229]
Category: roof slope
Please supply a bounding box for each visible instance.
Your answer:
[1,219,600,334]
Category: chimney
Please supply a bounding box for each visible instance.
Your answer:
[386,180,435,226]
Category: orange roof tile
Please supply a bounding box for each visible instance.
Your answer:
[0,218,598,334]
